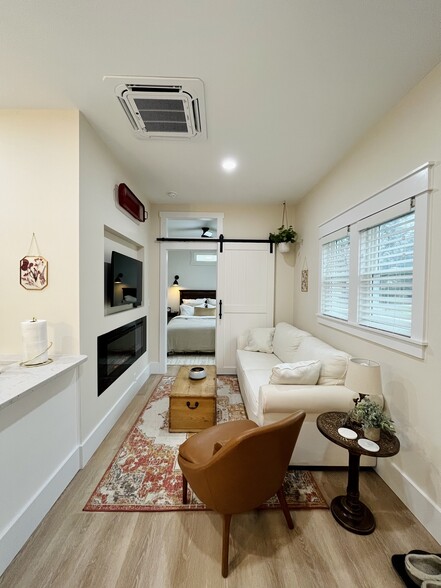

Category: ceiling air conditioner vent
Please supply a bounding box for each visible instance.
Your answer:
[104,76,207,140]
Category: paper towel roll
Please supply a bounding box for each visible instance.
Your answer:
[21,319,48,365]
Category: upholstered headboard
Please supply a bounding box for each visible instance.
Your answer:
[179,289,216,304]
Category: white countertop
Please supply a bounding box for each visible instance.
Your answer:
[0,354,88,410]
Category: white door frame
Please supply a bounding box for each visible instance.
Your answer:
[158,212,224,373]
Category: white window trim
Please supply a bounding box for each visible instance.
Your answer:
[317,162,434,359]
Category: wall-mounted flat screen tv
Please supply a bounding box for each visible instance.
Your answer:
[111,251,143,307]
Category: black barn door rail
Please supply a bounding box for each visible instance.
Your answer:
[157,234,274,253]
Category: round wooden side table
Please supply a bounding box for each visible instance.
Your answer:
[316,411,400,535]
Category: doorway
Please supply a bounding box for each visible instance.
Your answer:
[158,212,224,373]
[166,248,217,366]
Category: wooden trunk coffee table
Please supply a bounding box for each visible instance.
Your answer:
[169,365,217,432]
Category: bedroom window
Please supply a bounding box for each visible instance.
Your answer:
[191,252,217,265]
[318,163,433,358]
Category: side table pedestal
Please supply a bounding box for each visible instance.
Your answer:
[316,412,400,535]
[331,496,375,534]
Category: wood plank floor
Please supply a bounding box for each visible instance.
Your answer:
[167,353,216,365]
[1,369,440,588]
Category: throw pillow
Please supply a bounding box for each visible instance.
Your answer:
[179,304,195,316]
[244,327,275,353]
[182,298,206,306]
[194,306,216,316]
[269,360,321,385]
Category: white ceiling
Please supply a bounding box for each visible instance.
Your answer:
[2,1,441,205]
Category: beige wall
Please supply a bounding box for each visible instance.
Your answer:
[293,63,441,533]
[147,202,297,364]
[0,110,80,355]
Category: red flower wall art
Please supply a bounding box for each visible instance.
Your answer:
[20,256,48,290]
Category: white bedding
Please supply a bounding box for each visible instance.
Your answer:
[167,315,216,353]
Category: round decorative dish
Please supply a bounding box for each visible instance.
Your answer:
[189,366,206,380]
[338,427,358,440]
[358,438,380,452]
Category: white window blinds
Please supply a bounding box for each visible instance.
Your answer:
[320,234,350,320]
[317,162,432,358]
[358,211,415,336]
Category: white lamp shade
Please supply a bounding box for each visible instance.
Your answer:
[167,286,181,312]
[345,358,382,398]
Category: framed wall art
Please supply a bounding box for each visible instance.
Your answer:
[20,234,48,290]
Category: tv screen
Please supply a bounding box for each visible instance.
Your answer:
[111,251,143,307]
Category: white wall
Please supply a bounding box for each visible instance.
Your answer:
[293,63,441,542]
[168,249,216,290]
[78,115,150,452]
[148,202,297,365]
[0,110,80,355]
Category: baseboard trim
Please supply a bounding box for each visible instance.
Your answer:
[377,460,441,544]
[80,364,151,466]
[0,447,80,576]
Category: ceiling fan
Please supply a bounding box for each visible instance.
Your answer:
[201,227,213,238]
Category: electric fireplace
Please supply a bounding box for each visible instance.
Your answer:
[97,317,146,396]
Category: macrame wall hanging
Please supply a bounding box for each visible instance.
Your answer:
[301,258,309,292]
[20,233,48,290]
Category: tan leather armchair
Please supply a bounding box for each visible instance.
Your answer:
[178,410,306,577]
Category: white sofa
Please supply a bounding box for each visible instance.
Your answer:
[236,322,382,466]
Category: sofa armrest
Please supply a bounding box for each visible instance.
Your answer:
[259,384,357,415]
[237,333,249,350]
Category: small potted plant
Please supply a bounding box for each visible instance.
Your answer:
[269,225,297,253]
[352,397,395,441]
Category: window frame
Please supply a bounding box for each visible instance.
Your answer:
[317,163,433,359]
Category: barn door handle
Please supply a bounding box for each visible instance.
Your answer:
[219,299,222,319]
[186,401,199,410]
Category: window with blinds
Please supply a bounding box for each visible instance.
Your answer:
[321,234,350,320]
[358,211,415,336]
[317,162,431,358]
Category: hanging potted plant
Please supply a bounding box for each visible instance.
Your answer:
[269,202,297,253]
[351,397,395,441]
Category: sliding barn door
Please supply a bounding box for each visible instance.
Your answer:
[216,243,275,374]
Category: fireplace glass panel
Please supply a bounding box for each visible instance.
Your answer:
[97,317,146,395]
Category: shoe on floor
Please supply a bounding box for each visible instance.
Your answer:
[405,553,441,586]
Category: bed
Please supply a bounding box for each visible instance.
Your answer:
[167,289,216,354]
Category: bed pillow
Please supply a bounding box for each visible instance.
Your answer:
[244,327,275,353]
[207,298,217,306]
[194,307,216,317]
[182,298,206,306]
[269,360,321,385]
[179,304,195,316]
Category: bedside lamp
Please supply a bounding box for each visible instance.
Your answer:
[346,358,382,405]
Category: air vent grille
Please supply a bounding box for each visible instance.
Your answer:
[133,97,188,133]
[105,76,207,140]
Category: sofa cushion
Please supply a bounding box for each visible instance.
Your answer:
[244,327,275,353]
[272,322,311,362]
[236,349,280,371]
[269,360,321,385]
[294,337,349,385]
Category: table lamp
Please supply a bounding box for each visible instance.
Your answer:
[345,358,383,412]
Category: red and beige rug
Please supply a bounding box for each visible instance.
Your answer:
[84,375,328,512]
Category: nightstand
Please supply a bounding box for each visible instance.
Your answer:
[167,310,179,323]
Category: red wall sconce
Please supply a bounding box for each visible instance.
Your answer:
[117,183,148,222]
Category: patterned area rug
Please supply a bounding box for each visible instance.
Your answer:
[84,375,328,512]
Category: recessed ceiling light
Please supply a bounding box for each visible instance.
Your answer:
[167,191,178,199]
[221,158,237,172]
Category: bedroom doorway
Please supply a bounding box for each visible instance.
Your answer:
[166,249,217,366]
[158,212,224,373]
